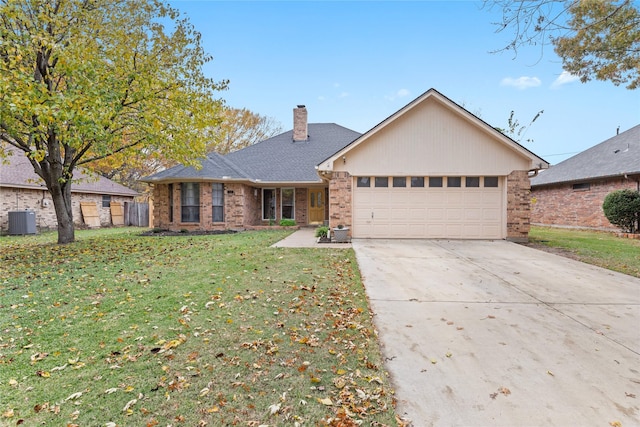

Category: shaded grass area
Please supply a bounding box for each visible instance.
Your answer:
[528,226,640,278]
[0,228,398,426]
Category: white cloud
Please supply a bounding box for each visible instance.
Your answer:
[338,92,349,98]
[500,76,541,90]
[384,88,411,101]
[551,71,580,89]
[317,95,326,101]
[333,83,340,88]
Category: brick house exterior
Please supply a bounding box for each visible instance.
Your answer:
[531,125,640,231]
[143,89,547,240]
[0,146,138,232]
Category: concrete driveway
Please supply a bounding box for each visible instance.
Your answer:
[352,239,640,426]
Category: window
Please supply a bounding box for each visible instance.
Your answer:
[429,177,443,187]
[356,177,370,187]
[466,177,480,187]
[447,177,461,187]
[102,195,111,208]
[168,184,174,222]
[263,189,276,220]
[212,183,224,222]
[411,177,424,187]
[393,177,407,187]
[572,182,591,190]
[281,188,295,219]
[375,177,388,187]
[181,182,200,222]
[484,177,499,187]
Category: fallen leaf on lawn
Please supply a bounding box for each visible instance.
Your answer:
[9,379,18,387]
[123,399,137,412]
[36,370,50,378]
[66,392,83,401]
[317,397,333,406]
[105,423,117,427]
[609,421,622,427]
[268,403,281,415]
[199,387,210,397]
[2,408,14,418]
[105,388,118,394]
[51,364,67,372]
[333,378,346,389]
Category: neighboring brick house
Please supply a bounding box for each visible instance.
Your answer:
[142,89,548,241]
[0,146,138,232]
[530,124,640,231]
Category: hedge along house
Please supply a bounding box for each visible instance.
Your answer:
[0,145,138,231]
[141,106,362,230]
[530,124,640,231]
[318,89,549,241]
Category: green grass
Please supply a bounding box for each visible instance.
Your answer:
[0,228,398,426]
[529,226,640,278]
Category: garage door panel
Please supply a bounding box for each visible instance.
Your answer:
[353,177,504,239]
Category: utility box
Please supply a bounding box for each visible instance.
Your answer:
[8,210,37,235]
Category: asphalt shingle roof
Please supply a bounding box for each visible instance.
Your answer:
[531,124,640,186]
[142,123,361,183]
[0,145,138,196]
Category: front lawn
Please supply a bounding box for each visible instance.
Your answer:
[528,226,640,278]
[0,228,398,426]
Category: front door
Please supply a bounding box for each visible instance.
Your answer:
[308,189,325,224]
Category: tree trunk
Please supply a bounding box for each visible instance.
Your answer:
[49,179,75,244]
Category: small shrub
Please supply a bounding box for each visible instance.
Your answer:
[279,219,296,227]
[315,226,329,238]
[180,229,189,233]
[336,224,344,229]
[603,189,640,233]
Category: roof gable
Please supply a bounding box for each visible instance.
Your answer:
[319,88,548,173]
[531,124,640,186]
[0,146,138,196]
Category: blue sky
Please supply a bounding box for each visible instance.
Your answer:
[169,0,639,164]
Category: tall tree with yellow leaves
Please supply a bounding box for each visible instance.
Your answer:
[0,0,227,243]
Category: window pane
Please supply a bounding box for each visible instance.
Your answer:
[263,189,275,220]
[429,177,443,187]
[282,188,294,219]
[102,195,111,208]
[181,183,200,222]
[466,177,480,187]
[484,177,499,187]
[212,183,224,222]
[168,184,174,222]
[317,192,323,207]
[572,182,590,190]
[411,177,424,187]
[447,177,461,187]
[375,177,388,187]
[393,177,407,187]
[357,177,370,187]
[310,192,315,208]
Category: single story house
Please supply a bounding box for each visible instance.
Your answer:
[530,124,640,230]
[0,145,139,231]
[142,89,548,240]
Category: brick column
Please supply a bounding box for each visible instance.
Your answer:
[506,170,531,242]
[328,171,352,230]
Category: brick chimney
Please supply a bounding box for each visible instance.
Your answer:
[293,105,308,142]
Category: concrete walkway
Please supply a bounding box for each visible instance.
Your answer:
[270,227,352,248]
[353,239,640,426]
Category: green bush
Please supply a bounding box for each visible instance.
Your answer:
[602,189,640,233]
[279,219,296,226]
[315,226,329,238]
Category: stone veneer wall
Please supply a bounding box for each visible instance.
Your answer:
[0,186,133,232]
[531,176,639,230]
[328,171,352,231]
[506,170,531,242]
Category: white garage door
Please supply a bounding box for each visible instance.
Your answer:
[352,176,504,239]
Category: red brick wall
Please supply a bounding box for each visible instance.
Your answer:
[506,170,531,241]
[531,176,639,230]
[151,182,315,230]
[328,171,352,230]
[1,186,134,231]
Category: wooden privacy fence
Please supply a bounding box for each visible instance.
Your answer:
[124,202,149,227]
